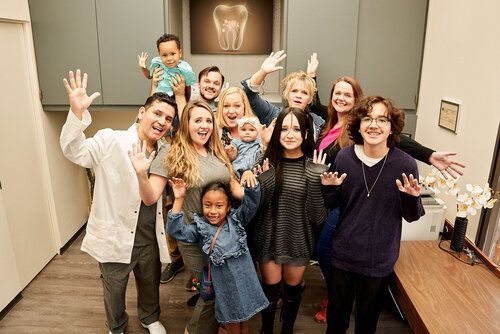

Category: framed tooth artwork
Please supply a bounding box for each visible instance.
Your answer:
[189,0,273,54]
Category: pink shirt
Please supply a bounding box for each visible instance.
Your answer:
[318,127,342,151]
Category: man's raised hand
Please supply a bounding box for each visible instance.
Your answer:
[63,70,100,119]
[128,140,155,176]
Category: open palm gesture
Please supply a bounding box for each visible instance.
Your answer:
[320,171,347,186]
[253,158,270,176]
[168,177,188,199]
[396,173,421,197]
[128,140,156,176]
[306,53,319,77]
[138,52,149,69]
[62,70,100,119]
[260,50,287,74]
[261,119,276,148]
[428,152,465,179]
[312,149,329,166]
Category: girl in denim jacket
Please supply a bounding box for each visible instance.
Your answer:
[167,179,268,334]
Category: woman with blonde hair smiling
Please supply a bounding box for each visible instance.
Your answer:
[215,86,256,146]
[129,100,243,334]
[167,101,234,186]
[216,87,276,180]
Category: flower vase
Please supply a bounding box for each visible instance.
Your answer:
[450,216,468,252]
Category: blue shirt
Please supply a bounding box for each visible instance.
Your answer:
[150,58,196,96]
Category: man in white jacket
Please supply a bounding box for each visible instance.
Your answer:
[60,70,175,334]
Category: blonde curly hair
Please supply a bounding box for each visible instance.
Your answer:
[281,71,317,107]
[166,100,234,187]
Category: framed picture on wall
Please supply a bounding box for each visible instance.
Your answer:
[189,0,273,54]
[438,99,460,133]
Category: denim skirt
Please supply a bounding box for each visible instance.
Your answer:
[211,252,269,324]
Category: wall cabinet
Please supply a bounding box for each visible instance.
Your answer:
[284,0,427,110]
[29,0,166,106]
[355,0,427,109]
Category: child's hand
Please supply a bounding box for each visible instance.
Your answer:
[138,52,149,69]
[312,149,329,166]
[240,170,257,188]
[320,172,347,186]
[396,173,421,197]
[63,69,101,119]
[225,144,237,161]
[128,140,155,176]
[260,50,287,74]
[307,53,319,78]
[169,177,188,199]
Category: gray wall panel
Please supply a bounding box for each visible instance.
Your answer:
[96,0,165,105]
[284,0,360,104]
[29,0,102,105]
[355,0,427,109]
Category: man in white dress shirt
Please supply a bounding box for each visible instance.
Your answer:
[60,69,175,334]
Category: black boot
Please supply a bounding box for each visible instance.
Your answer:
[260,282,281,334]
[280,283,302,334]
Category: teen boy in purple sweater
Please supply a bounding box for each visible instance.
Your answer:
[321,96,425,334]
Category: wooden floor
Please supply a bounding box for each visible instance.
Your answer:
[0,233,412,334]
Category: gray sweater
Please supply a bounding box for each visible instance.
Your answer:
[254,157,328,266]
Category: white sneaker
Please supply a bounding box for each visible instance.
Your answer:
[141,321,167,334]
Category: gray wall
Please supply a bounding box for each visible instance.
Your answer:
[284,0,359,103]
[30,0,428,129]
[29,0,166,106]
[284,0,427,112]
[355,0,427,109]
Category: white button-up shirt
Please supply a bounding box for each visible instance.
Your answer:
[60,110,170,264]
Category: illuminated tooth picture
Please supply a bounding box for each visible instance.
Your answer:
[190,0,273,55]
[213,5,248,51]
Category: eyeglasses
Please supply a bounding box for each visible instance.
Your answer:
[360,116,390,127]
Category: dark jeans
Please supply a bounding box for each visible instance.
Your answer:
[99,244,161,334]
[167,233,182,263]
[326,266,389,334]
[315,207,340,290]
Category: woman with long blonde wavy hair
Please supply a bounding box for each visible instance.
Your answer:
[129,100,243,334]
[169,101,244,334]
[167,100,234,186]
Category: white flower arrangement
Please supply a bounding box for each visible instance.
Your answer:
[420,168,460,195]
[420,168,497,218]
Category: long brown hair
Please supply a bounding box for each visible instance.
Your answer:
[319,76,364,148]
[166,100,233,187]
